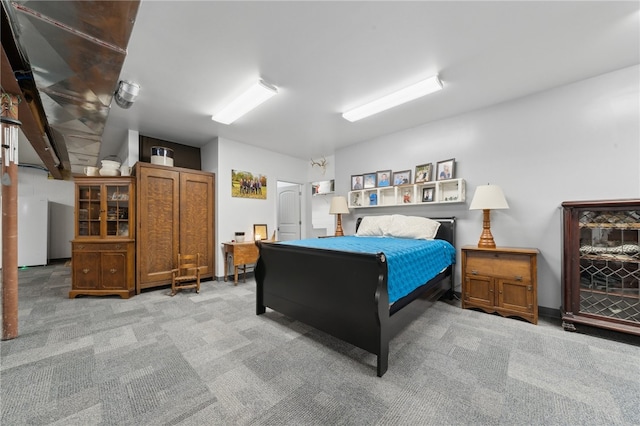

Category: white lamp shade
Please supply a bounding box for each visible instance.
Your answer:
[469,185,509,210]
[329,196,350,214]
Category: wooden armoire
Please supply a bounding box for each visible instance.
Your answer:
[134,162,215,293]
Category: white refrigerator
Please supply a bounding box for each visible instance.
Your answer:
[17,195,48,266]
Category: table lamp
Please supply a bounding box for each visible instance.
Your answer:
[329,196,350,236]
[469,184,509,249]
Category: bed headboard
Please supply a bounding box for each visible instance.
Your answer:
[355,216,456,246]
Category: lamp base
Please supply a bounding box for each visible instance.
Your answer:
[477,209,497,249]
[334,213,344,236]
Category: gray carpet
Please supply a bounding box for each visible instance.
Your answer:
[1,262,639,425]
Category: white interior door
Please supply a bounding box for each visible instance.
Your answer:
[277,182,301,241]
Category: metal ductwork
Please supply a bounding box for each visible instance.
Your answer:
[1,0,139,177]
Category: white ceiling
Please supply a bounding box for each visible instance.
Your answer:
[38,1,639,165]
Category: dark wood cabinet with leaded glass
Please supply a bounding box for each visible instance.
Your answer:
[561,199,640,335]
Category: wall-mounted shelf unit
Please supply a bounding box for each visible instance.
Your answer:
[348,178,465,208]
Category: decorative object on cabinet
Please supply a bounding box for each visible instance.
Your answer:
[341,74,443,122]
[99,158,121,176]
[376,170,391,187]
[436,158,455,180]
[329,196,350,236]
[561,199,640,336]
[135,162,215,294]
[351,175,363,190]
[461,246,539,324]
[348,178,465,208]
[234,232,245,243]
[70,176,135,299]
[171,253,202,296]
[139,135,201,170]
[469,184,509,249]
[393,170,411,185]
[150,146,174,167]
[253,224,268,241]
[232,169,266,199]
[363,172,377,189]
[415,163,433,183]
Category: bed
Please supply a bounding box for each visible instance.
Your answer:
[255,215,456,377]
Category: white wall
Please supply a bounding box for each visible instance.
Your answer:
[205,137,309,278]
[336,65,640,310]
[17,167,74,261]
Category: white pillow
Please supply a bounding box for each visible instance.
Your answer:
[356,215,393,236]
[386,215,441,239]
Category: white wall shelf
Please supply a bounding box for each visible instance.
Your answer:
[348,178,465,208]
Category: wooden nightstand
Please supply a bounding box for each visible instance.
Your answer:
[461,246,539,324]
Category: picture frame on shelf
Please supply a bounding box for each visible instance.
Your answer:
[415,163,433,183]
[351,175,364,190]
[363,172,377,189]
[392,170,411,185]
[312,180,334,195]
[436,158,455,180]
[422,187,434,202]
[376,170,392,187]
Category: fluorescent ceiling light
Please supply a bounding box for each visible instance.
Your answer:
[342,75,443,122]
[212,80,278,125]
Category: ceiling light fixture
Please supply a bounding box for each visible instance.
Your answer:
[342,74,443,122]
[212,80,278,125]
[114,80,140,109]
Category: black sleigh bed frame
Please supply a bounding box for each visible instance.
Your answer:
[255,217,456,377]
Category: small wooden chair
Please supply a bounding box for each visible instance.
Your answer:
[171,253,202,296]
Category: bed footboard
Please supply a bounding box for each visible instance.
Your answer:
[255,241,391,376]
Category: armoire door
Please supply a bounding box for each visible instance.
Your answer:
[137,166,180,292]
[179,172,214,278]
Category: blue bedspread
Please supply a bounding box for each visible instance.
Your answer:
[279,236,456,303]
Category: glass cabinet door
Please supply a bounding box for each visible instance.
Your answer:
[105,184,130,237]
[76,179,133,239]
[578,209,640,323]
[77,184,101,237]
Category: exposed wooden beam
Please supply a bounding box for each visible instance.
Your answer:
[1,45,63,179]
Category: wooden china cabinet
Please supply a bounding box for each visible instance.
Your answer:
[562,199,640,335]
[70,176,136,298]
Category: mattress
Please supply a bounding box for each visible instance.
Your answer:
[279,236,456,303]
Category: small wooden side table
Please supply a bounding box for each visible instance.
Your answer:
[461,245,539,324]
[222,241,259,285]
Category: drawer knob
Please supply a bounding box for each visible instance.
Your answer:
[78,245,84,250]
[109,268,117,274]
[115,244,121,250]
[471,269,478,275]
[82,268,90,274]
[515,275,523,281]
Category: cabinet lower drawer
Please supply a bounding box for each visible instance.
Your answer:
[465,251,532,280]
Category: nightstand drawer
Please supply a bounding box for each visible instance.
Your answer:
[234,243,259,265]
[465,251,532,281]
